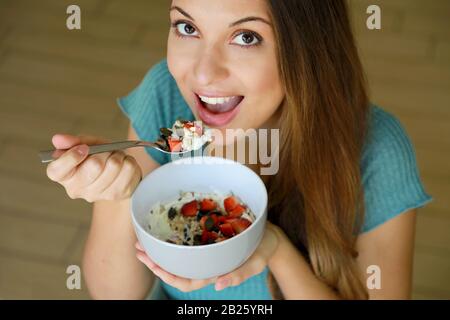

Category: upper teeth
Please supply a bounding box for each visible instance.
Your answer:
[199,95,234,105]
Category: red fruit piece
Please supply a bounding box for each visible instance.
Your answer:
[224,218,238,224]
[181,200,198,217]
[219,223,235,237]
[217,216,227,224]
[201,230,218,244]
[228,204,246,218]
[210,213,219,226]
[231,218,251,234]
[200,198,217,211]
[224,196,238,213]
[208,231,219,241]
[201,229,209,243]
[167,137,182,152]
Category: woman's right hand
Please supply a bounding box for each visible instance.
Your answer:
[46,134,142,203]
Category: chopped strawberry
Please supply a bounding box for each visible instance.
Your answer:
[199,216,209,230]
[217,216,228,224]
[200,198,217,211]
[228,204,246,218]
[231,218,252,234]
[167,137,182,152]
[201,229,209,243]
[210,213,219,226]
[183,122,194,129]
[200,230,218,244]
[219,223,235,237]
[208,231,219,241]
[224,196,239,213]
[181,200,198,217]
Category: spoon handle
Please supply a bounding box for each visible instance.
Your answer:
[38,140,156,163]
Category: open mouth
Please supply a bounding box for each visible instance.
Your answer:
[194,93,244,127]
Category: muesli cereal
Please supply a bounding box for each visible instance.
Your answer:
[146,191,255,246]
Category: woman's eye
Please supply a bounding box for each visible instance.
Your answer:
[175,22,199,37]
[231,32,261,46]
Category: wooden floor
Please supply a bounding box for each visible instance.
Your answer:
[0,0,448,299]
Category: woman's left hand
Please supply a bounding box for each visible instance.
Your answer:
[135,221,283,292]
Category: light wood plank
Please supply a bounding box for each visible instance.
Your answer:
[0,103,79,145]
[0,175,92,226]
[364,57,450,90]
[63,227,89,266]
[356,33,432,63]
[436,41,450,66]
[416,214,450,252]
[413,251,450,298]
[103,0,169,25]
[1,0,140,44]
[0,213,79,262]
[0,253,90,299]
[2,30,164,74]
[0,81,119,124]
[0,50,141,98]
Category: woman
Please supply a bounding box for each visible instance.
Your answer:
[46,0,432,299]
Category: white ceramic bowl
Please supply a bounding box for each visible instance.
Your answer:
[130,156,268,280]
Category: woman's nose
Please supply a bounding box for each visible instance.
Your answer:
[193,47,229,87]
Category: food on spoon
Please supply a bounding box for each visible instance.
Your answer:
[155,120,212,152]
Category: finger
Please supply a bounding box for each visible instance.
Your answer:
[103,155,141,200]
[65,152,110,188]
[135,241,145,252]
[135,252,193,291]
[84,151,125,196]
[136,251,214,292]
[46,144,89,182]
[136,251,157,269]
[215,256,264,290]
[52,133,108,150]
[136,253,176,282]
[135,253,180,286]
[151,268,215,292]
[189,277,218,291]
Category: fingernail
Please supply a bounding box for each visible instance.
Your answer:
[135,242,144,251]
[75,144,89,156]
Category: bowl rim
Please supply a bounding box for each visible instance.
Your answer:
[131,156,268,250]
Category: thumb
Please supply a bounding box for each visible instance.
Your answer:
[52,133,109,149]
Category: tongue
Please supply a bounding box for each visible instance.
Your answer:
[203,96,244,114]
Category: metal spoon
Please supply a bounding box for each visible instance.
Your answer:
[38,140,204,163]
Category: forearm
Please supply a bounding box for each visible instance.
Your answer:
[268,227,340,300]
[83,198,153,299]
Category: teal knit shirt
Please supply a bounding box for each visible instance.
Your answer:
[118,60,432,300]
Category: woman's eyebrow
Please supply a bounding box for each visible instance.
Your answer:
[170,6,194,20]
[229,16,272,27]
[169,6,271,28]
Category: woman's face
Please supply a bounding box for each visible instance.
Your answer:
[167,0,284,141]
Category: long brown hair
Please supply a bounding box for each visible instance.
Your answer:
[265,0,370,299]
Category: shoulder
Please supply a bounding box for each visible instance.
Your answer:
[362,105,420,181]
[363,105,413,160]
[360,105,432,233]
[141,59,174,89]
